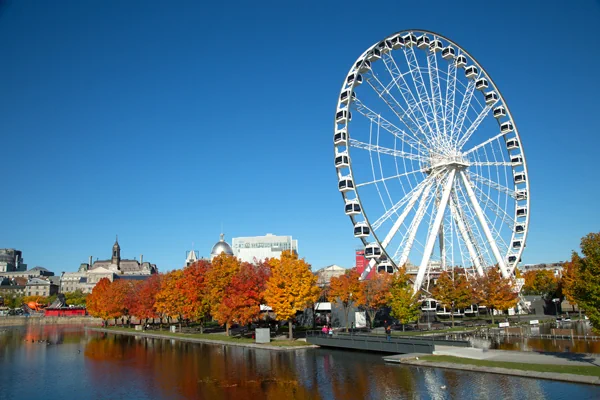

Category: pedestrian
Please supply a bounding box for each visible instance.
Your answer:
[386,324,392,341]
[351,321,355,332]
[328,324,333,336]
[321,325,328,336]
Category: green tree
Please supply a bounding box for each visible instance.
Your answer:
[388,267,421,331]
[570,232,600,333]
[65,290,88,306]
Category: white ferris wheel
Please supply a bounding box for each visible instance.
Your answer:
[334,30,530,293]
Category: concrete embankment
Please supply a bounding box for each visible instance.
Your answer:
[87,327,318,352]
[0,316,102,326]
[384,346,600,386]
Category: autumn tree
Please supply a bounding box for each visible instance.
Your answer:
[180,260,211,333]
[87,278,114,325]
[568,232,600,332]
[64,290,88,306]
[264,251,319,339]
[220,261,271,329]
[329,268,364,332]
[388,267,421,331]
[360,272,392,330]
[155,270,187,331]
[522,270,561,300]
[129,274,161,326]
[205,254,241,335]
[431,269,472,328]
[110,279,139,326]
[561,259,581,316]
[471,268,518,324]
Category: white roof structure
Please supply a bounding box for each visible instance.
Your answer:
[315,264,347,286]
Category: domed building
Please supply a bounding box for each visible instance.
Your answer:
[210,233,234,260]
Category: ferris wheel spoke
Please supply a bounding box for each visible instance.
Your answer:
[393,181,435,267]
[449,196,484,276]
[355,168,426,188]
[414,169,456,292]
[426,44,445,144]
[471,182,516,228]
[444,55,457,140]
[466,171,516,198]
[470,161,513,167]
[371,175,434,230]
[451,79,477,146]
[380,52,433,145]
[459,171,509,277]
[456,102,495,149]
[363,69,427,145]
[463,131,507,156]
[403,46,436,136]
[352,98,424,154]
[349,139,426,163]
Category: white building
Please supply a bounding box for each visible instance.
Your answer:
[232,233,298,264]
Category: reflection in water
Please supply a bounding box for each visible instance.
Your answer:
[0,326,599,399]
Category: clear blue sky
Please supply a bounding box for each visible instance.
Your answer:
[1,0,599,273]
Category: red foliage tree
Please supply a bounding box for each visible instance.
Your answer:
[129,274,162,326]
[181,260,211,333]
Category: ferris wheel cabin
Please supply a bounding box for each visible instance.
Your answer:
[455,55,467,68]
[493,106,507,119]
[335,151,350,169]
[340,90,356,105]
[391,35,404,49]
[516,206,528,218]
[346,73,363,87]
[364,242,382,259]
[366,48,381,62]
[475,78,489,91]
[338,176,354,192]
[515,223,526,234]
[402,33,417,47]
[512,240,523,249]
[442,46,455,59]
[465,66,479,80]
[344,199,361,216]
[354,222,370,237]
[336,109,352,125]
[334,129,347,146]
[377,260,394,274]
[377,40,392,53]
[355,59,371,73]
[416,34,430,49]
[514,172,526,184]
[500,121,514,134]
[506,138,520,151]
[485,91,499,105]
[511,155,523,166]
[430,39,443,52]
[516,189,528,201]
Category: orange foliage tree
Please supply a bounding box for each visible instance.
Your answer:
[329,268,364,332]
[471,267,518,324]
[431,269,472,327]
[360,272,392,330]
[264,251,319,339]
[561,259,580,314]
[205,254,241,335]
[220,261,271,328]
[109,280,139,326]
[87,278,115,325]
[129,274,161,326]
[181,260,211,333]
[155,270,187,331]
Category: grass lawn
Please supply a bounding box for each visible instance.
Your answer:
[102,327,310,347]
[419,355,600,377]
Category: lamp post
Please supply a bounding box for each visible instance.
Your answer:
[552,298,560,320]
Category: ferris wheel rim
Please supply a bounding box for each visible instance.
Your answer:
[334,29,530,285]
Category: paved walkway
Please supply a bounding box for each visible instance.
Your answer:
[433,345,600,367]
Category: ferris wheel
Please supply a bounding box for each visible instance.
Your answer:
[334,30,530,293]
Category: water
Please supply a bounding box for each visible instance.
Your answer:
[1,325,599,400]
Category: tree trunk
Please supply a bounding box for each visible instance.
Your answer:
[344,305,350,332]
[491,309,495,324]
[200,321,204,334]
[226,322,230,336]
[579,308,582,321]
[402,323,405,332]
[288,318,293,340]
[451,307,455,328]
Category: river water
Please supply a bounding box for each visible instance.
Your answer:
[0,325,599,400]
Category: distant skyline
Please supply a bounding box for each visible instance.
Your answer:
[2,1,600,273]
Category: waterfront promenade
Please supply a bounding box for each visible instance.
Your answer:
[385,346,600,386]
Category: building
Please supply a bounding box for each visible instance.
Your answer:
[232,233,298,263]
[210,234,234,260]
[314,265,346,286]
[0,266,55,279]
[185,250,199,266]
[0,277,26,298]
[519,262,564,277]
[0,249,27,273]
[25,278,58,297]
[60,238,159,294]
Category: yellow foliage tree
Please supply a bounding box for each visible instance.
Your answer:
[155,270,187,331]
[264,251,319,339]
[205,253,240,335]
[388,267,421,331]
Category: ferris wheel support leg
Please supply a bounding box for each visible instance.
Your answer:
[459,171,509,278]
[414,169,456,293]
[396,182,434,266]
[449,197,484,276]
[360,259,378,280]
[381,184,426,248]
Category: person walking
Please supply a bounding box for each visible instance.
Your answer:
[321,325,329,336]
[328,325,333,336]
[385,323,392,341]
